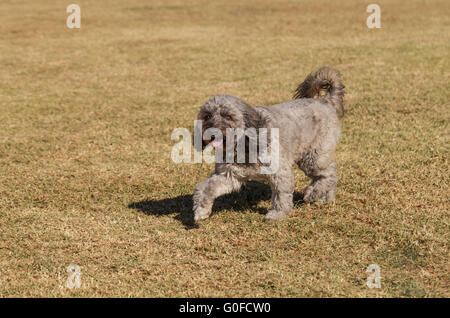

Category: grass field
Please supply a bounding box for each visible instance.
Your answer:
[0,0,449,297]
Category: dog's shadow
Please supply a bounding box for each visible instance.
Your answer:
[128,182,305,229]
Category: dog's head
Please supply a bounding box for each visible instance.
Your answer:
[196,94,263,151]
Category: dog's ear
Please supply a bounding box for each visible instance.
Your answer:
[194,104,214,152]
[243,107,268,129]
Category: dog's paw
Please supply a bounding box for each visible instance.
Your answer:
[304,186,335,203]
[264,210,288,222]
[194,207,211,222]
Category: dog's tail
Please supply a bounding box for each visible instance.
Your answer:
[293,66,345,117]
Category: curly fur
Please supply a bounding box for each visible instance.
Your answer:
[193,66,345,222]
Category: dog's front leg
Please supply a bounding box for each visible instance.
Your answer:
[193,173,241,222]
[265,167,294,221]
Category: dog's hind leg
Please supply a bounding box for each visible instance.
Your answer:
[300,153,338,202]
[193,173,242,222]
[265,165,295,221]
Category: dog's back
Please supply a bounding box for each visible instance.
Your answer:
[259,67,344,164]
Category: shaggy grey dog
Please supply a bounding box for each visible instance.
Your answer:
[193,67,345,222]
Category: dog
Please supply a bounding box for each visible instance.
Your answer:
[193,66,345,222]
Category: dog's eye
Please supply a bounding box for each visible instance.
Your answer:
[203,113,212,121]
[222,114,232,120]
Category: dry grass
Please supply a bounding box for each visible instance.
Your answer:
[0,0,449,297]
